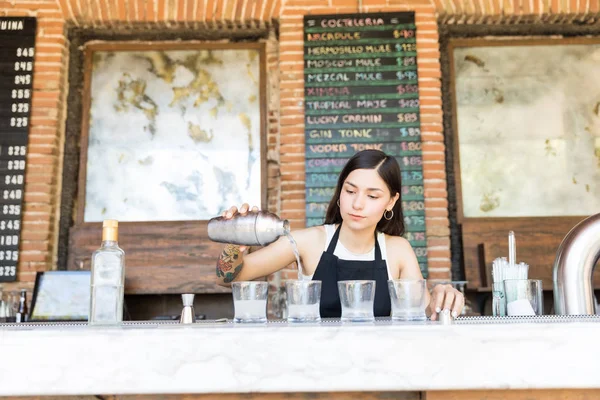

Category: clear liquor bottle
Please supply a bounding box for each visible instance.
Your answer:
[15,289,27,323]
[89,219,125,325]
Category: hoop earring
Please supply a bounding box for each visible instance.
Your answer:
[383,209,393,220]
[337,199,340,207]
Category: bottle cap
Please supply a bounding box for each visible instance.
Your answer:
[102,219,119,241]
[103,220,118,228]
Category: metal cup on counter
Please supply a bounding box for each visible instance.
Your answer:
[180,294,196,324]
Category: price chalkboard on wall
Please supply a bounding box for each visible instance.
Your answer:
[303,12,428,275]
[0,17,36,282]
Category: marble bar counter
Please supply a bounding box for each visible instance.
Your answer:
[1,317,600,398]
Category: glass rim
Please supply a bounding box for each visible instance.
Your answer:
[231,281,269,287]
[503,279,542,283]
[337,280,375,284]
[283,279,322,285]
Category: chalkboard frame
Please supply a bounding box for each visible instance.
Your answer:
[439,20,600,287]
[302,11,428,276]
[0,17,36,282]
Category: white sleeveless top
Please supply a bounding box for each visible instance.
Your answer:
[299,224,393,280]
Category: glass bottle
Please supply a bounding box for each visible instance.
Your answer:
[5,292,16,323]
[15,289,27,323]
[492,281,506,317]
[89,219,125,325]
[207,210,290,246]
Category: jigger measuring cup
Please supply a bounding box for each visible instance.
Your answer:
[180,294,196,324]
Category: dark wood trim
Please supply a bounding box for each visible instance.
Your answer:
[448,36,600,49]
[446,39,465,225]
[461,216,592,224]
[75,46,93,225]
[438,18,600,284]
[83,40,266,52]
[259,42,268,210]
[2,392,422,400]
[6,388,600,400]
[67,220,233,294]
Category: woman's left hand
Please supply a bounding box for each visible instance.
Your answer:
[428,284,464,321]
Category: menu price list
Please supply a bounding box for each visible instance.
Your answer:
[0,17,36,282]
[303,12,428,275]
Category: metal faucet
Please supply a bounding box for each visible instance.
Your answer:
[553,213,600,315]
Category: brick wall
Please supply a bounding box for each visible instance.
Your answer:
[1,0,598,298]
[0,0,69,297]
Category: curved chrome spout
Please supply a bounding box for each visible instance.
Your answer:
[553,213,600,315]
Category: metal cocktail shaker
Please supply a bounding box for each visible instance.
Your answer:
[207,210,290,246]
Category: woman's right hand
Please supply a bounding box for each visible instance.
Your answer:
[221,203,259,252]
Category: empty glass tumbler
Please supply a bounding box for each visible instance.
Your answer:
[492,281,507,317]
[232,281,269,323]
[503,279,543,316]
[388,279,427,321]
[285,280,321,323]
[337,280,375,322]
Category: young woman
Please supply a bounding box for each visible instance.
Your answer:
[215,150,463,320]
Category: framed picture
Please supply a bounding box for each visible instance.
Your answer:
[63,41,267,294]
[29,271,91,322]
[79,42,267,223]
[450,38,600,220]
[443,35,600,289]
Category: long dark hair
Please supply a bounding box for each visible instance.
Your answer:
[323,149,405,236]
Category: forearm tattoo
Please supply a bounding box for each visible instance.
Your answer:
[216,244,244,283]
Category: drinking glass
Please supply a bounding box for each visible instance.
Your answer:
[232,281,269,323]
[1,291,17,322]
[492,282,506,317]
[285,280,321,323]
[0,291,5,323]
[337,280,375,322]
[388,279,427,321]
[503,279,543,316]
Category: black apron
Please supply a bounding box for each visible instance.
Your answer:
[312,224,392,318]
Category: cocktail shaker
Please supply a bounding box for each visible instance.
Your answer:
[207,210,290,246]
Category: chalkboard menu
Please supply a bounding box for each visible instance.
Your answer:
[0,17,36,282]
[303,12,428,275]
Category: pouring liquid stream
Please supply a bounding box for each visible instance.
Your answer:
[286,233,308,280]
